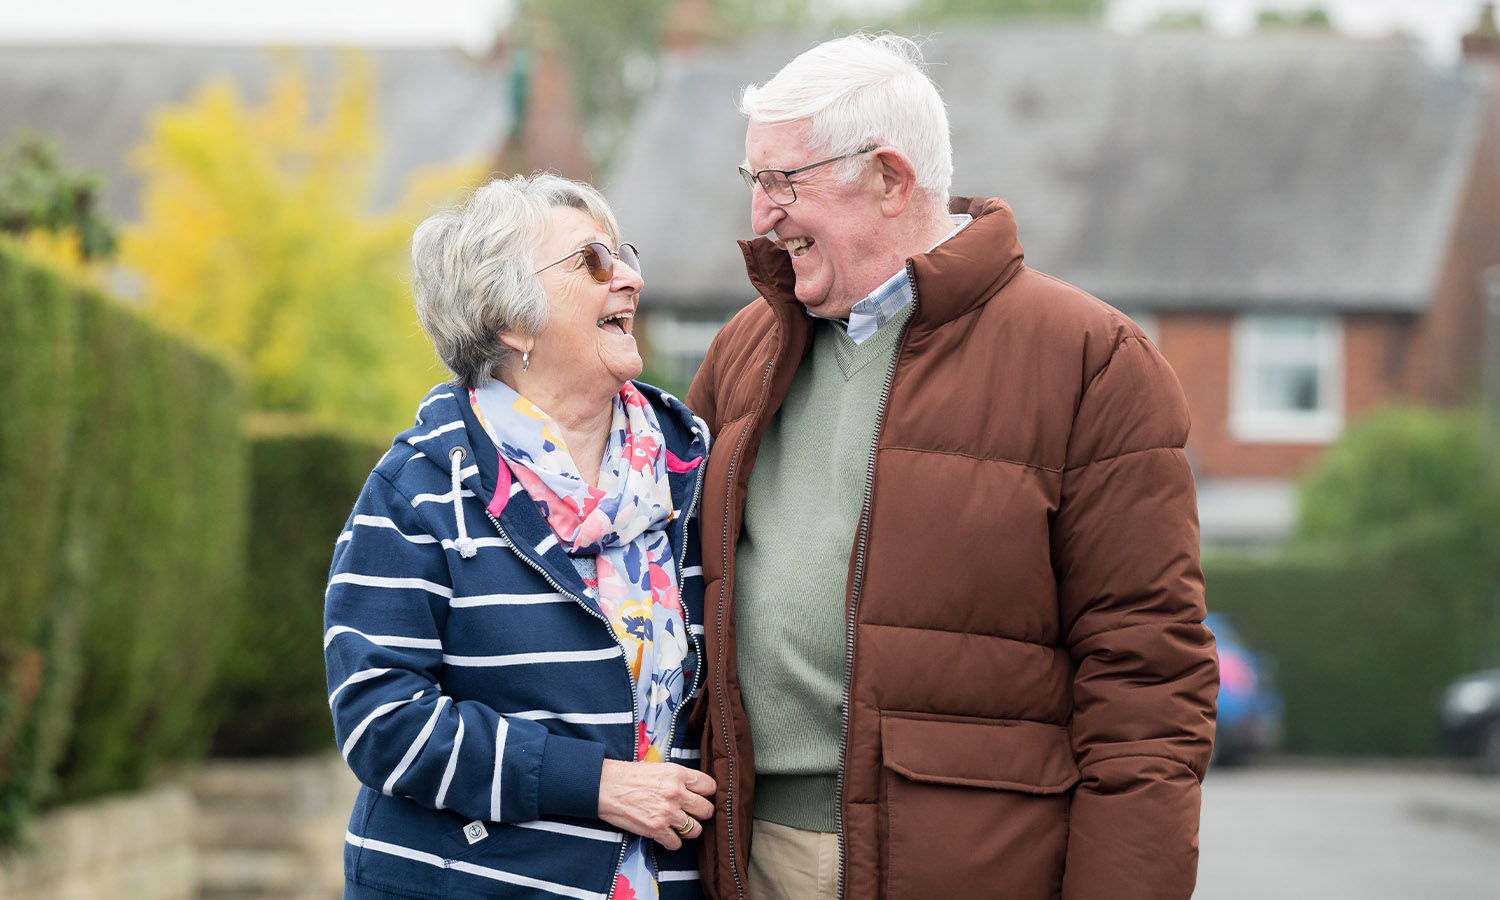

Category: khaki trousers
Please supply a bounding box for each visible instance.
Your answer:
[746,819,841,900]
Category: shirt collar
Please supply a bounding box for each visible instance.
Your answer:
[814,213,972,345]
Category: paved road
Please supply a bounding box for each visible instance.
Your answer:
[1196,763,1500,899]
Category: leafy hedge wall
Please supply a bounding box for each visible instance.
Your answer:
[0,239,246,841]
[1204,515,1496,756]
[209,420,387,756]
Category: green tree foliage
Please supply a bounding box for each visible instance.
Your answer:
[522,0,1106,174]
[0,237,245,841]
[1238,403,1500,755]
[1146,11,1209,30]
[1258,8,1332,29]
[121,52,481,433]
[906,0,1104,23]
[510,0,1105,177]
[0,133,117,262]
[1296,405,1497,541]
[1206,519,1492,755]
[209,421,386,757]
[514,0,676,169]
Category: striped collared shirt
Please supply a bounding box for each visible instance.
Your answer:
[818,213,972,344]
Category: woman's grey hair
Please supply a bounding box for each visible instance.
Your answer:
[410,173,622,387]
[739,32,953,198]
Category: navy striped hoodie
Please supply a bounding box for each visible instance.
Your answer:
[325,381,710,900]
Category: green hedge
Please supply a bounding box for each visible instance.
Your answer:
[1204,515,1496,756]
[208,419,388,756]
[0,239,246,841]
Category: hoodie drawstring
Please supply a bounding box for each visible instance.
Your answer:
[449,447,477,559]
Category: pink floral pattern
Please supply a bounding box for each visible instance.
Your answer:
[470,380,689,900]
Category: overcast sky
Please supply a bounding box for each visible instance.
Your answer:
[0,0,1490,60]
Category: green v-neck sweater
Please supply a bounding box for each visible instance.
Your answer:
[732,304,913,832]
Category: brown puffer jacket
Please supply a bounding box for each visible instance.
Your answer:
[685,197,1218,900]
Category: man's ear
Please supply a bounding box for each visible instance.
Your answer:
[874,148,919,218]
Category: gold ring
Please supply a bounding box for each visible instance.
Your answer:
[673,818,695,836]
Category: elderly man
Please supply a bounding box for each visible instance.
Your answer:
[684,32,1218,900]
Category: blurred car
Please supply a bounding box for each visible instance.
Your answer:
[1440,668,1500,774]
[1205,612,1284,765]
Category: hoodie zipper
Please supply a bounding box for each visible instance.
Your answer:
[480,429,708,891]
[835,263,918,900]
[718,355,777,900]
[649,451,708,880]
[661,457,709,762]
[484,507,636,885]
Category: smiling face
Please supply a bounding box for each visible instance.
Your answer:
[518,205,644,404]
[745,119,892,319]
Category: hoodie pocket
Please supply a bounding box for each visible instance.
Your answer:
[437,818,622,900]
[880,713,1080,900]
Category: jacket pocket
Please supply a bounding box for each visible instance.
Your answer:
[880,713,1080,900]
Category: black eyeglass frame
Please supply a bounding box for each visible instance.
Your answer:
[738,144,881,204]
[533,241,641,283]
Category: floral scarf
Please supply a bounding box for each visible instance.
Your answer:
[470,379,689,900]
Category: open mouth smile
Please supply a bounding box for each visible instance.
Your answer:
[596,311,634,336]
[777,236,814,258]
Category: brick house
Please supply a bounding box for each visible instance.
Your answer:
[607,24,1500,545]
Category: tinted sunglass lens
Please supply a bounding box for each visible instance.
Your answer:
[583,242,613,283]
[618,243,640,275]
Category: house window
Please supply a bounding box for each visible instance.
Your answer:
[1230,314,1343,443]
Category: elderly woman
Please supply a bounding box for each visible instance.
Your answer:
[324,173,714,900]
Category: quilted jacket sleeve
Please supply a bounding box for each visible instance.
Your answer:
[324,468,606,824]
[1052,335,1218,900]
[686,333,723,434]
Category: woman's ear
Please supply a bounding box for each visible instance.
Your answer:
[497,331,533,355]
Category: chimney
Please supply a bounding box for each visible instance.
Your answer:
[493,9,592,181]
[1463,2,1500,59]
[662,0,726,54]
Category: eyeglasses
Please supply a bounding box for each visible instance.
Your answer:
[738,145,880,205]
[533,241,641,283]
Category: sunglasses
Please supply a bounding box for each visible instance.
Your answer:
[533,241,641,283]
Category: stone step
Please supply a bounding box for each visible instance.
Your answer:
[188,757,358,810]
[198,848,307,892]
[0,784,197,900]
[195,805,347,851]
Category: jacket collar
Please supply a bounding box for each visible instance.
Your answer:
[738,196,1027,334]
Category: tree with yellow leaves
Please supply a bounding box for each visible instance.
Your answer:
[123,52,483,432]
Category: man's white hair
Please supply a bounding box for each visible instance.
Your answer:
[739,32,953,198]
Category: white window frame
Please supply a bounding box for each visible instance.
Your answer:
[1230,313,1343,444]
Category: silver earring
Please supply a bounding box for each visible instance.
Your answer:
[521,351,530,372]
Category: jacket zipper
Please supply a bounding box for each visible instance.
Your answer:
[835,263,918,900]
[718,355,777,900]
[482,432,708,891]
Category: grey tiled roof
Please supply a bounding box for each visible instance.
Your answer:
[607,27,1491,313]
[0,45,510,220]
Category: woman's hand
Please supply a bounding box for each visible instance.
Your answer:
[597,759,717,850]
